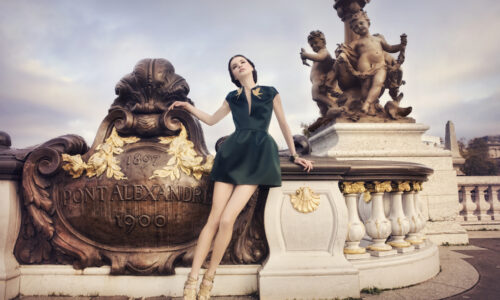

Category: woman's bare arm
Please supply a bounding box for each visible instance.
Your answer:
[168,100,231,126]
[273,94,313,172]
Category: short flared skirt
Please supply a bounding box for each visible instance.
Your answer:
[210,129,281,187]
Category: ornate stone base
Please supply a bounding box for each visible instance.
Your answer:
[0,276,20,300]
[309,123,469,244]
[259,181,360,300]
[19,265,259,297]
[353,241,439,290]
[16,244,440,297]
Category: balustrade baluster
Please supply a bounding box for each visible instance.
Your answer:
[387,182,413,252]
[476,185,491,220]
[461,186,477,221]
[365,182,397,256]
[340,181,371,259]
[456,186,465,221]
[403,190,424,246]
[489,186,500,220]
[414,189,427,244]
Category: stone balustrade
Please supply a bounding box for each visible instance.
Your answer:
[1,139,439,299]
[259,157,438,299]
[457,176,500,222]
[340,180,427,259]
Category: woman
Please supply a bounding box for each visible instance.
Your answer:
[168,54,313,300]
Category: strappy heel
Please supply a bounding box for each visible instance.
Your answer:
[183,274,198,300]
[197,272,215,300]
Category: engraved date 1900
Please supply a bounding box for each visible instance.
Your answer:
[115,213,166,233]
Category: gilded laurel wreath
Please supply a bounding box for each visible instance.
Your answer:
[150,124,213,181]
[62,128,139,180]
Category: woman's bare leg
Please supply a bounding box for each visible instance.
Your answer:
[205,184,258,276]
[188,181,235,279]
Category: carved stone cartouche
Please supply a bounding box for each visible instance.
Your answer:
[15,58,269,274]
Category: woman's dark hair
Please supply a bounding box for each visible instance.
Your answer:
[228,54,258,87]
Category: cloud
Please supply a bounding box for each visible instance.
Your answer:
[422,91,500,140]
[0,0,499,150]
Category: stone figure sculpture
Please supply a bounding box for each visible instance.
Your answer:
[339,11,408,115]
[300,31,339,117]
[302,3,414,133]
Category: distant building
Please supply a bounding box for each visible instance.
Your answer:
[422,135,443,148]
[480,135,500,166]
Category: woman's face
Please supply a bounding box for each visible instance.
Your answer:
[229,56,254,81]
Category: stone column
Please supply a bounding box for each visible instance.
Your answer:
[0,132,23,300]
[332,0,369,43]
[0,181,21,300]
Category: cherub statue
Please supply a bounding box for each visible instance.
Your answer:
[300,31,338,116]
[338,11,407,115]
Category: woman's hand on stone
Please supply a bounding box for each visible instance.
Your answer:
[168,101,191,111]
[294,157,314,173]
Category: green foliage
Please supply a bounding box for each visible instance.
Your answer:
[462,138,498,175]
[361,287,383,295]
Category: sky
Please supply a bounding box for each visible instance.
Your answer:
[0,0,499,151]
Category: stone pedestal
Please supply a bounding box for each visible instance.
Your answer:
[0,181,21,300]
[309,123,468,244]
[259,181,360,300]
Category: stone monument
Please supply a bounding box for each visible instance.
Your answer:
[445,120,465,175]
[302,0,468,244]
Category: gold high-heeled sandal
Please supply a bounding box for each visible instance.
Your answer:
[183,275,198,300]
[197,273,215,300]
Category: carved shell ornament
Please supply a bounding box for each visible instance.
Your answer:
[290,187,321,213]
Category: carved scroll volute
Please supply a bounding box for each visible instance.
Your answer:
[16,135,88,264]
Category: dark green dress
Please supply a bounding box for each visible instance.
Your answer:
[210,85,281,187]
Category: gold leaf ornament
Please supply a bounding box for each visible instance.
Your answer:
[396,181,411,192]
[340,181,371,203]
[62,128,140,180]
[252,87,262,99]
[150,124,213,180]
[290,187,321,213]
[374,181,392,193]
[61,154,87,178]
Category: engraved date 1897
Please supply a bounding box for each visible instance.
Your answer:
[126,153,160,166]
[115,213,166,233]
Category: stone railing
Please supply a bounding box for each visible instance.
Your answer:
[457,176,500,221]
[279,158,433,259]
[1,134,438,299]
[336,161,431,258]
[259,158,436,299]
[340,180,427,258]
